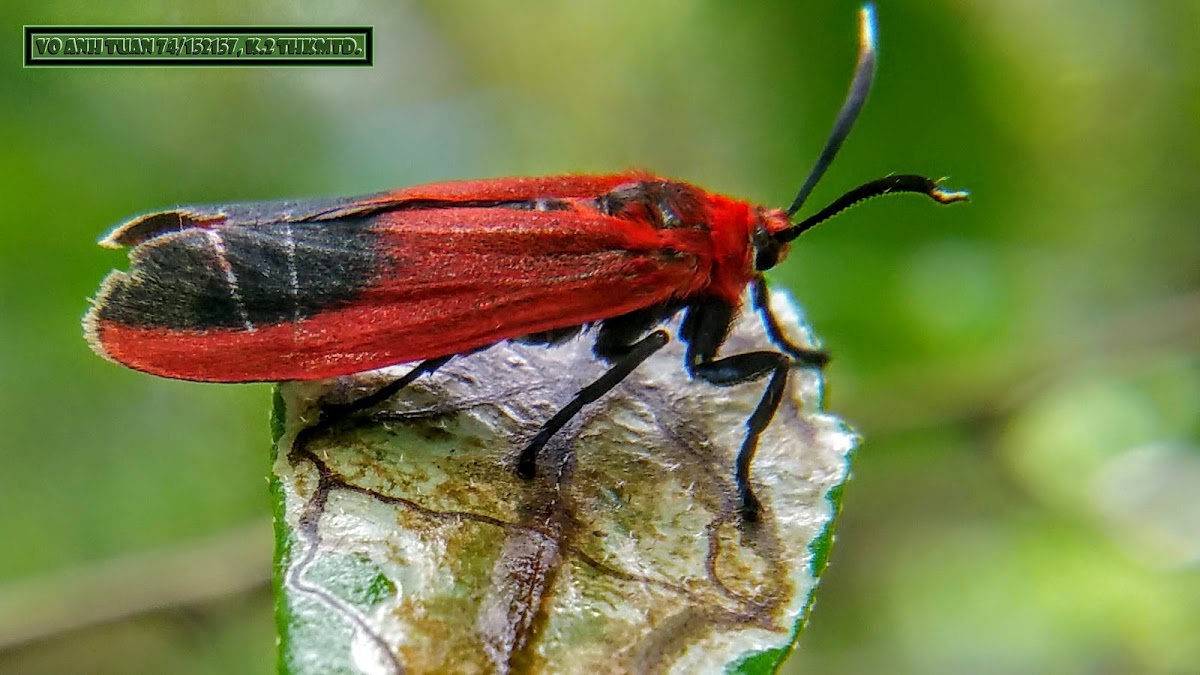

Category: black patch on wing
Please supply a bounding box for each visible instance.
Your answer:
[98,218,379,330]
[100,236,241,330]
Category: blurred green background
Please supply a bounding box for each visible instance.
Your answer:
[3,1,1198,673]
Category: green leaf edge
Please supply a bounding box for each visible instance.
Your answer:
[728,448,853,674]
[270,386,297,675]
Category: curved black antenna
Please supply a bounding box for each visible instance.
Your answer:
[776,174,969,243]
[776,6,968,243]
[785,5,878,219]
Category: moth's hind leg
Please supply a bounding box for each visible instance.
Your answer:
[516,305,680,480]
[515,329,669,479]
[319,355,453,421]
[292,355,454,468]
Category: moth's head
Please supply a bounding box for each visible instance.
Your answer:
[752,207,792,272]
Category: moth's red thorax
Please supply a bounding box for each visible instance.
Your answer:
[696,193,752,307]
[699,195,793,307]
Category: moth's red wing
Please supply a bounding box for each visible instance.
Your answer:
[86,206,713,382]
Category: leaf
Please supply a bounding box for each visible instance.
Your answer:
[271,291,857,674]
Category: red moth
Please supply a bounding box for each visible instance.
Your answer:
[84,6,965,521]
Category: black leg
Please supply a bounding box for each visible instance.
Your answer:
[320,355,453,420]
[681,299,794,522]
[751,277,828,367]
[692,351,789,522]
[517,330,669,479]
